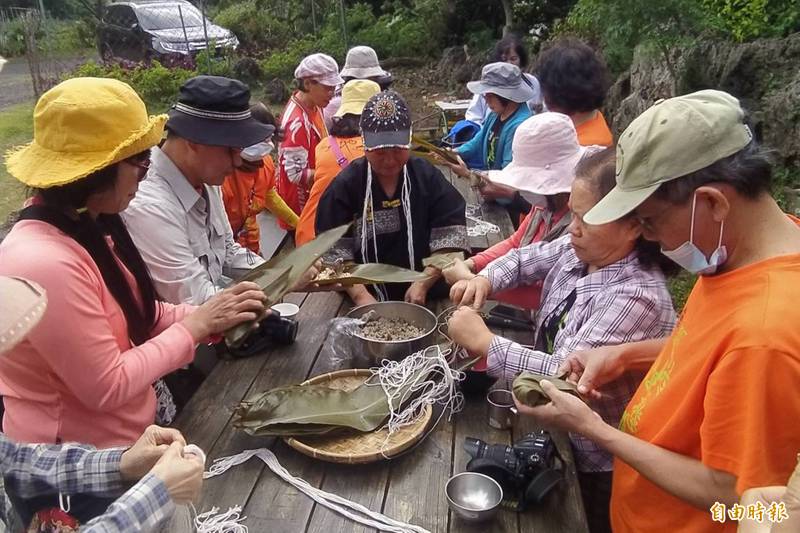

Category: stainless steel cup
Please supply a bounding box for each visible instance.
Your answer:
[487,389,517,429]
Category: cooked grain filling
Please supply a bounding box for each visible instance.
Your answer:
[359,317,424,341]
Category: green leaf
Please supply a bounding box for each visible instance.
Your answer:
[233,358,440,437]
[224,224,350,347]
[512,371,582,407]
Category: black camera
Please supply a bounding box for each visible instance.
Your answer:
[225,313,298,359]
[464,430,561,511]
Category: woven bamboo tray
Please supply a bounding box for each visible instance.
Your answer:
[284,369,433,464]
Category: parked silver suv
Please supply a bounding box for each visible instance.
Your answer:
[98,0,239,62]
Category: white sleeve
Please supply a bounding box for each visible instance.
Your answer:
[280,146,310,184]
[122,202,222,305]
[524,73,544,108]
[464,93,487,125]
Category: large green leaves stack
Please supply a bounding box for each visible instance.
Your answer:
[235,356,434,437]
[224,224,349,348]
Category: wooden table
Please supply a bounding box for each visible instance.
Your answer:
[176,166,587,531]
[442,167,516,253]
[176,292,588,532]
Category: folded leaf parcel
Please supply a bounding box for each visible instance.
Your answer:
[232,345,464,437]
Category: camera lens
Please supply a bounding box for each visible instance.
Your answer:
[463,437,487,459]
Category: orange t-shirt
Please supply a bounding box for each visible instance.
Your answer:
[576,111,613,147]
[295,136,365,245]
[221,157,275,253]
[611,252,800,533]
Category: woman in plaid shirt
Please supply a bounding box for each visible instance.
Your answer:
[448,148,677,533]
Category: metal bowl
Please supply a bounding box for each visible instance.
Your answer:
[345,302,438,362]
[445,472,503,522]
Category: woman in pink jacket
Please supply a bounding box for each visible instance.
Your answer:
[444,113,601,309]
[0,78,266,449]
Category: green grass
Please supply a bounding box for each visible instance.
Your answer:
[668,271,697,312]
[0,102,34,223]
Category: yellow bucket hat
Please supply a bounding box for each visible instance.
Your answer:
[335,79,381,118]
[5,77,167,188]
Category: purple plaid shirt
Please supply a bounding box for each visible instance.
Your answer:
[482,235,676,472]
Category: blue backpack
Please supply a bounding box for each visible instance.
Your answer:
[444,120,482,167]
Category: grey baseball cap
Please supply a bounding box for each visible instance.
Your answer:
[584,90,753,225]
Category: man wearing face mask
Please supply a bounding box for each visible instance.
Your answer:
[122,76,273,305]
[222,103,299,255]
[512,90,800,533]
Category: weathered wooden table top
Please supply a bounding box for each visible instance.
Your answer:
[176,168,588,532]
[445,167,516,254]
[176,292,588,532]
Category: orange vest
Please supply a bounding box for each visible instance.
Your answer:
[296,136,365,245]
[221,158,276,254]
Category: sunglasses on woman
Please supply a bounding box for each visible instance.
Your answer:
[124,150,152,181]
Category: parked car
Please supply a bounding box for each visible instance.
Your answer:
[97,0,239,62]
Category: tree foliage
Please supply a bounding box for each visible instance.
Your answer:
[562,0,800,74]
[216,1,448,79]
[702,0,800,42]
[213,0,574,75]
[561,0,714,74]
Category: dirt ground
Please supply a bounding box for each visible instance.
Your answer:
[389,64,468,139]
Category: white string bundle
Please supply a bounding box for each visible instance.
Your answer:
[202,448,430,533]
[361,164,415,301]
[371,344,464,435]
[360,165,383,300]
[194,505,248,533]
[465,204,500,237]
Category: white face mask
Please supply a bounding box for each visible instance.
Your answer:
[661,193,727,275]
[241,141,274,162]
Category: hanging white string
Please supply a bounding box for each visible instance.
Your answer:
[371,344,466,459]
[362,164,416,301]
[465,204,500,237]
[203,448,430,533]
[362,164,386,301]
[370,344,464,435]
[400,166,415,270]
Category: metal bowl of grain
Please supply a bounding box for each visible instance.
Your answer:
[345,302,438,362]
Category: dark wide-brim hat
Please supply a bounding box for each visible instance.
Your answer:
[167,75,275,148]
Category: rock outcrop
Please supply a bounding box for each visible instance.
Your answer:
[606,33,800,168]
